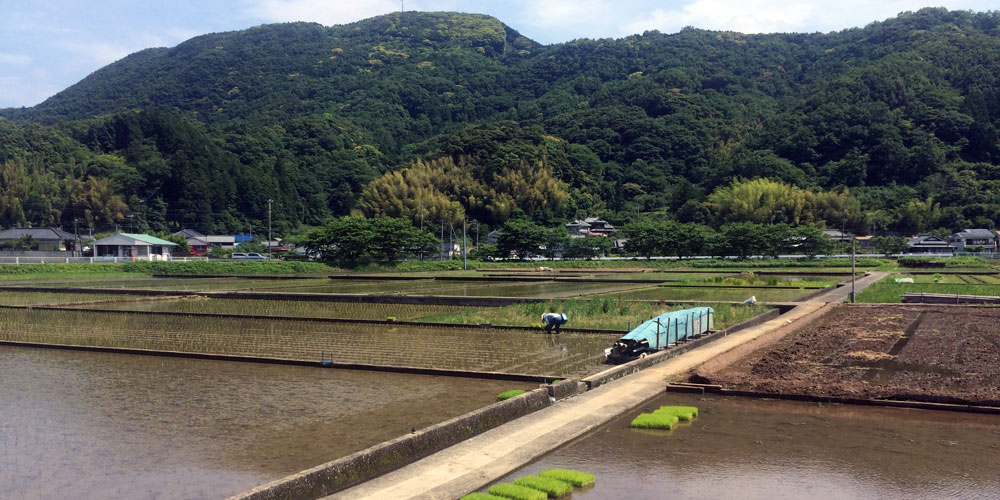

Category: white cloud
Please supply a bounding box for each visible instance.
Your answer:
[246,0,401,25]
[621,0,989,35]
[54,40,133,65]
[0,53,32,65]
[0,76,60,108]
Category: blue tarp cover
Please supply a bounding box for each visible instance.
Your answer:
[620,307,713,349]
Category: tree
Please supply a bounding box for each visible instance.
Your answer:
[872,236,909,256]
[563,236,612,259]
[718,222,769,260]
[369,217,438,262]
[540,227,570,260]
[621,219,662,259]
[495,218,547,259]
[791,226,834,258]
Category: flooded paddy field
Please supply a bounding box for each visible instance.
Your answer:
[495,393,1000,500]
[593,285,817,302]
[703,304,1000,405]
[68,296,476,321]
[0,307,614,377]
[0,346,531,500]
[62,296,768,331]
[0,291,136,305]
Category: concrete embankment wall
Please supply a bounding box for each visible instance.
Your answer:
[228,387,554,500]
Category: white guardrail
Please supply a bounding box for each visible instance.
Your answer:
[0,256,210,264]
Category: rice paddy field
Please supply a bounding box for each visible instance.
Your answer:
[0,307,614,377]
[1,346,531,500]
[856,273,1000,303]
[0,291,135,306]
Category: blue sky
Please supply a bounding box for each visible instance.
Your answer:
[1,0,995,108]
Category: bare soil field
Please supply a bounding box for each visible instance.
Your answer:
[702,304,1000,406]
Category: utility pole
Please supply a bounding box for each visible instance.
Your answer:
[419,202,424,261]
[463,218,467,271]
[73,218,80,258]
[851,237,856,303]
[267,198,273,259]
[440,221,444,261]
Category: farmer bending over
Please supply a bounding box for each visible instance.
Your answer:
[541,312,568,333]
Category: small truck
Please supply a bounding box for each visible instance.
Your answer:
[605,307,713,364]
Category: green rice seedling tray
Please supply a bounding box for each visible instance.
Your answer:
[497,389,527,401]
[488,483,549,500]
[654,405,699,421]
[538,468,595,487]
[514,475,573,497]
[460,493,507,500]
[630,412,679,429]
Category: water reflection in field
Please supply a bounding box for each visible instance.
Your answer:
[496,393,1000,500]
[0,346,531,500]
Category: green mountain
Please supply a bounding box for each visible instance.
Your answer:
[2,8,999,234]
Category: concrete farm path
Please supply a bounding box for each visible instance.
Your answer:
[325,271,889,500]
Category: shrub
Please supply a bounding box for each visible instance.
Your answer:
[488,483,548,500]
[513,476,573,497]
[538,469,595,487]
[497,389,527,401]
[630,412,678,429]
[654,405,698,421]
[460,493,506,500]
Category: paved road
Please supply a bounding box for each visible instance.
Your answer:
[326,304,829,500]
[809,271,889,303]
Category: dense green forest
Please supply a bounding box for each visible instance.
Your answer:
[1,8,999,235]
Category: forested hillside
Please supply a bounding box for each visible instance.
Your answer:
[1,8,999,235]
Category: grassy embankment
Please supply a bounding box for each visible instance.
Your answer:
[0,261,334,280]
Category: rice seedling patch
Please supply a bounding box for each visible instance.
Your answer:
[488,483,548,500]
[460,493,506,500]
[497,389,527,401]
[654,405,699,421]
[630,412,678,430]
[513,476,573,497]
[538,469,595,487]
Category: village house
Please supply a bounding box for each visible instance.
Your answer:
[565,217,616,237]
[90,233,177,260]
[949,229,998,253]
[906,235,952,254]
[0,227,78,251]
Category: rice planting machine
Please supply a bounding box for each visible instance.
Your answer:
[605,307,713,364]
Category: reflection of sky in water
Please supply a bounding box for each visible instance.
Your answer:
[0,346,527,499]
[496,393,1000,500]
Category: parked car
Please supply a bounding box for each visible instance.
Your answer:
[231,252,269,260]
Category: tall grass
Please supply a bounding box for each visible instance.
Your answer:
[418,298,770,330]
